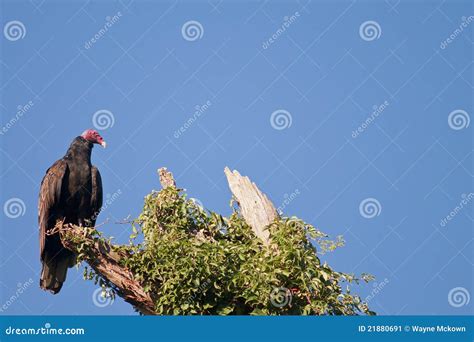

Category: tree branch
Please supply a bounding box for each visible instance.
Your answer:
[59,224,156,315]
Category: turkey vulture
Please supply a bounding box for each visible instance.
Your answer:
[38,129,106,294]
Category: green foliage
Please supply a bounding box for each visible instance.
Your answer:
[80,186,375,315]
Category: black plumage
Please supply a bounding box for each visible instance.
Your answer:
[39,131,105,294]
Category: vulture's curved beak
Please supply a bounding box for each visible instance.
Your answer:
[100,141,107,148]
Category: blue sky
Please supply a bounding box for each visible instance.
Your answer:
[0,0,472,315]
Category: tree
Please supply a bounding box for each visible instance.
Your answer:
[55,167,375,315]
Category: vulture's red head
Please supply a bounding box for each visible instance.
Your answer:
[81,129,107,148]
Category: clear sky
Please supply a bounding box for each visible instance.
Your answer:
[0,0,472,316]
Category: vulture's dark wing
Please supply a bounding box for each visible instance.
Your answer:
[38,159,68,260]
[90,166,103,226]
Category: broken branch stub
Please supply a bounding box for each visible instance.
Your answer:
[158,167,176,189]
[224,167,279,245]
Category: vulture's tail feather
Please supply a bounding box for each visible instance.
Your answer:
[40,254,72,294]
